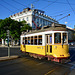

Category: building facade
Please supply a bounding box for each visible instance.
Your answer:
[10,8,58,29]
[67,27,75,42]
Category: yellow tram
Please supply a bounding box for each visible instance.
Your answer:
[20,26,70,63]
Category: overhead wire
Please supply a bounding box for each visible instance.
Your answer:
[50,9,71,15]
[66,0,75,15]
[31,0,39,4]
[27,0,39,8]
[51,9,72,18]
[40,0,72,21]
[2,0,20,10]
[1,0,24,14]
[0,0,30,14]
[42,0,75,5]
[0,3,14,13]
[42,0,58,9]
[12,0,28,8]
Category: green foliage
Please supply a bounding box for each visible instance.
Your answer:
[0,18,32,40]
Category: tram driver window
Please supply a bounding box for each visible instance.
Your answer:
[63,33,67,44]
[54,33,61,43]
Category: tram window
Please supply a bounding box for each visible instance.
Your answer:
[38,35,42,45]
[47,46,48,52]
[46,35,48,43]
[22,37,25,45]
[31,36,33,45]
[54,33,61,43]
[63,33,67,44]
[50,46,52,53]
[28,37,30,45]
[25,37,27,44]
[34,36,37,45]
[49,35,52,43]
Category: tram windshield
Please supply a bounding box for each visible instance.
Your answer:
[63,33,67,44]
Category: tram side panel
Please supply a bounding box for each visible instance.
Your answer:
[25,45,46,55]
[20,34,46,56]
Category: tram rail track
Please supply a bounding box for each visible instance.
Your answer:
[0,56,73,75]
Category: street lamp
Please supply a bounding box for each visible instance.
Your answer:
[7,30,10,57]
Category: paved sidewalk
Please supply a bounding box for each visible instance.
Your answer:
[68,61,75,75]
[0,45,20,48]
[0,55,19,61]
[69,69,75,75]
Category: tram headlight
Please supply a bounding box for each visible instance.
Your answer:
[54,54,57,57]
[54,46,57,48]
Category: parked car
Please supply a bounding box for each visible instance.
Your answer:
[69,42,75,45]
[0,39,2,44]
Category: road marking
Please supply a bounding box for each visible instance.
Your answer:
[64,70,71,75]
[68,63,75,70]
[44,66,59,75]
[0,58,30,68]
[68,63,75,66]
[36,62,45,65]
[69,54,75,60]
[69,47,75,48]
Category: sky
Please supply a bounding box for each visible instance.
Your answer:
[0,0,75,28]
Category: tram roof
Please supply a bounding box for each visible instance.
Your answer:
[26,26,67,34]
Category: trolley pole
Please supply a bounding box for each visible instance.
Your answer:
[7,30,10,57]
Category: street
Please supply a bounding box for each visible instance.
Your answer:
[0,46,75,75]
[0,47,21,57]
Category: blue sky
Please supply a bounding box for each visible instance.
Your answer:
[0,0,75,28]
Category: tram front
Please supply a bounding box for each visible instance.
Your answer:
[46,31,70,62]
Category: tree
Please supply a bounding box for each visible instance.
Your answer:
[0,18,32,41]
[20,20,32,32]
[0,18,13,39]
[0,19,3,39]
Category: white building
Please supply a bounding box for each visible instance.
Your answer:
[10,8,58,29]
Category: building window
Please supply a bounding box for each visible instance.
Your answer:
[54,33,61,43]
[23,18,24,21]
[37,18,39,22]
[43,20,45,26]
[19,19,21,21]
[27,17,28,21]
[40,18,42,24]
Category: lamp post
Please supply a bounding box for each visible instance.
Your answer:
[7,30,10,57]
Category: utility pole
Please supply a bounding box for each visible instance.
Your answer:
[7,30,10,57]
[31,4,34,10]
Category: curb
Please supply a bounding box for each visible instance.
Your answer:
[0,46,20,48]
[0,55,19,61]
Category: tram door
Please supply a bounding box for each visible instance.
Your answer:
[46,34,52,55]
